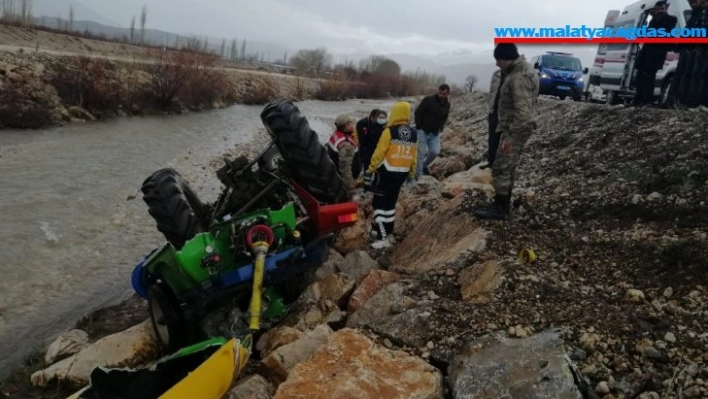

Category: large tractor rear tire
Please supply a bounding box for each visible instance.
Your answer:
[260,99,349,204]
[141,168,207,250]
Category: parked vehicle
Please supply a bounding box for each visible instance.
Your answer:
[531,52,589,101]
[131,99,359,351]
[584,10,621,102]
[599,0,693,106]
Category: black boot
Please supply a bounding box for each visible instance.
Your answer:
[473,195,509,220]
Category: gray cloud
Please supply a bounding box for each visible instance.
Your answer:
[84,0,623,55]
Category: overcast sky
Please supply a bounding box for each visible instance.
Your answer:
[84,0,624,56]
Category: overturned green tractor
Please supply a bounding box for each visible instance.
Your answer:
[131,99,359,352]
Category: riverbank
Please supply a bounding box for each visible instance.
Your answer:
[5,93,708,398]
[0,47,322,130]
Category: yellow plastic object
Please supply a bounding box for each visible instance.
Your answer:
[66,338,252,399]
[249,242,269,331]
[160,338,250,399]
[518,248,537,264]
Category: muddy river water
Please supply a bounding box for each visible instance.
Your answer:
[0,98,397,374]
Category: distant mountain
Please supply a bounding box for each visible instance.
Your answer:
[31,0,122,28]
[32,17,295,62]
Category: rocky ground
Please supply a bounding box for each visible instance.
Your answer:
[3,93,707,399]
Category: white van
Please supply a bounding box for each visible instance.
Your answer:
[599,0,693,106]
[584,10,621,102]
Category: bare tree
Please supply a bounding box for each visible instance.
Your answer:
[129,16,135,43]
[139,4,147,43]
[240,40,246,60]
[68,5,74,31]
[230,39,237,61]
[26,0,32,26]
[464,75,479,93]
[289,48,332,77]
[220,39,226,58]
[283,51,287,65]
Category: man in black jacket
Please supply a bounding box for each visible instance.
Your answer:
[632,1,678,107]
[413,84,451,179]
[688,0,708,107]
[669,0,703,108]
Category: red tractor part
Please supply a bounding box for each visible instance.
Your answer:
[290,181,358,237]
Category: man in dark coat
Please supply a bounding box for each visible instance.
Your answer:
[632,1,678,107]
[668,0,703,108]
[413,84,451,179]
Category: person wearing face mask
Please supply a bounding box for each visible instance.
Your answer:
[364,101,417,249]
[357,110,388,189]
[327,114,360,199]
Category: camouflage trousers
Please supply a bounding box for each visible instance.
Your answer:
[491,130,533,196]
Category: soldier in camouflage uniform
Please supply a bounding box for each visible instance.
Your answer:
[474,43,539,220]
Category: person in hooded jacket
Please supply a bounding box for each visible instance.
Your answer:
[357,109,388,186]
[327,114,360,199]
[364,101,417,249]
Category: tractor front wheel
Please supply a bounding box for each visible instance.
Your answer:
[148,284,193,352]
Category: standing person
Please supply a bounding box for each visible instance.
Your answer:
[327,114,360,199]
[474,43,539,221]
[413,84,451,179]
[669,0,703,108]
[482,69,505,169]
[632,1,678,107]
[364,101,417,249]
[684,0,708,108]
[357,109,388,185]
[355,109,379,151]
[693,0,708,107]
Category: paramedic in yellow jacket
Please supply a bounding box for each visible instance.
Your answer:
[363,101,417,249]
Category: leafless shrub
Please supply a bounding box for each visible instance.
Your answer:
[0,81,55,128]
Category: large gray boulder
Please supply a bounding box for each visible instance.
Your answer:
[449,329,585,399]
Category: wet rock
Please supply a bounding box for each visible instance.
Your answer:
[430,155,468,179]
[337,250,379,283]
[626,289,646,303]
[256,326,304,359]
[403,175,442,197]
[299,273,355,307]
[449,329,584,399]
[347,281,430,347]
[31,319,159,387]
[596,381,611,395]
[664,332,677,344]
[226,374,275,399]
[683,386,702,398]
[68,106,96,121]
[391,195,488,274]
[273,328,443,399]
[458,261,503,304]
[59,107,71,122]
[347,270,401,313]
[663,287,674,298]
[44,329,89,364]
[313,248,343,280]
[647,192,663,201]
[281,299,344,332]
[441,163,495,199]
[258,324,333,385]
[333,208,367,255]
